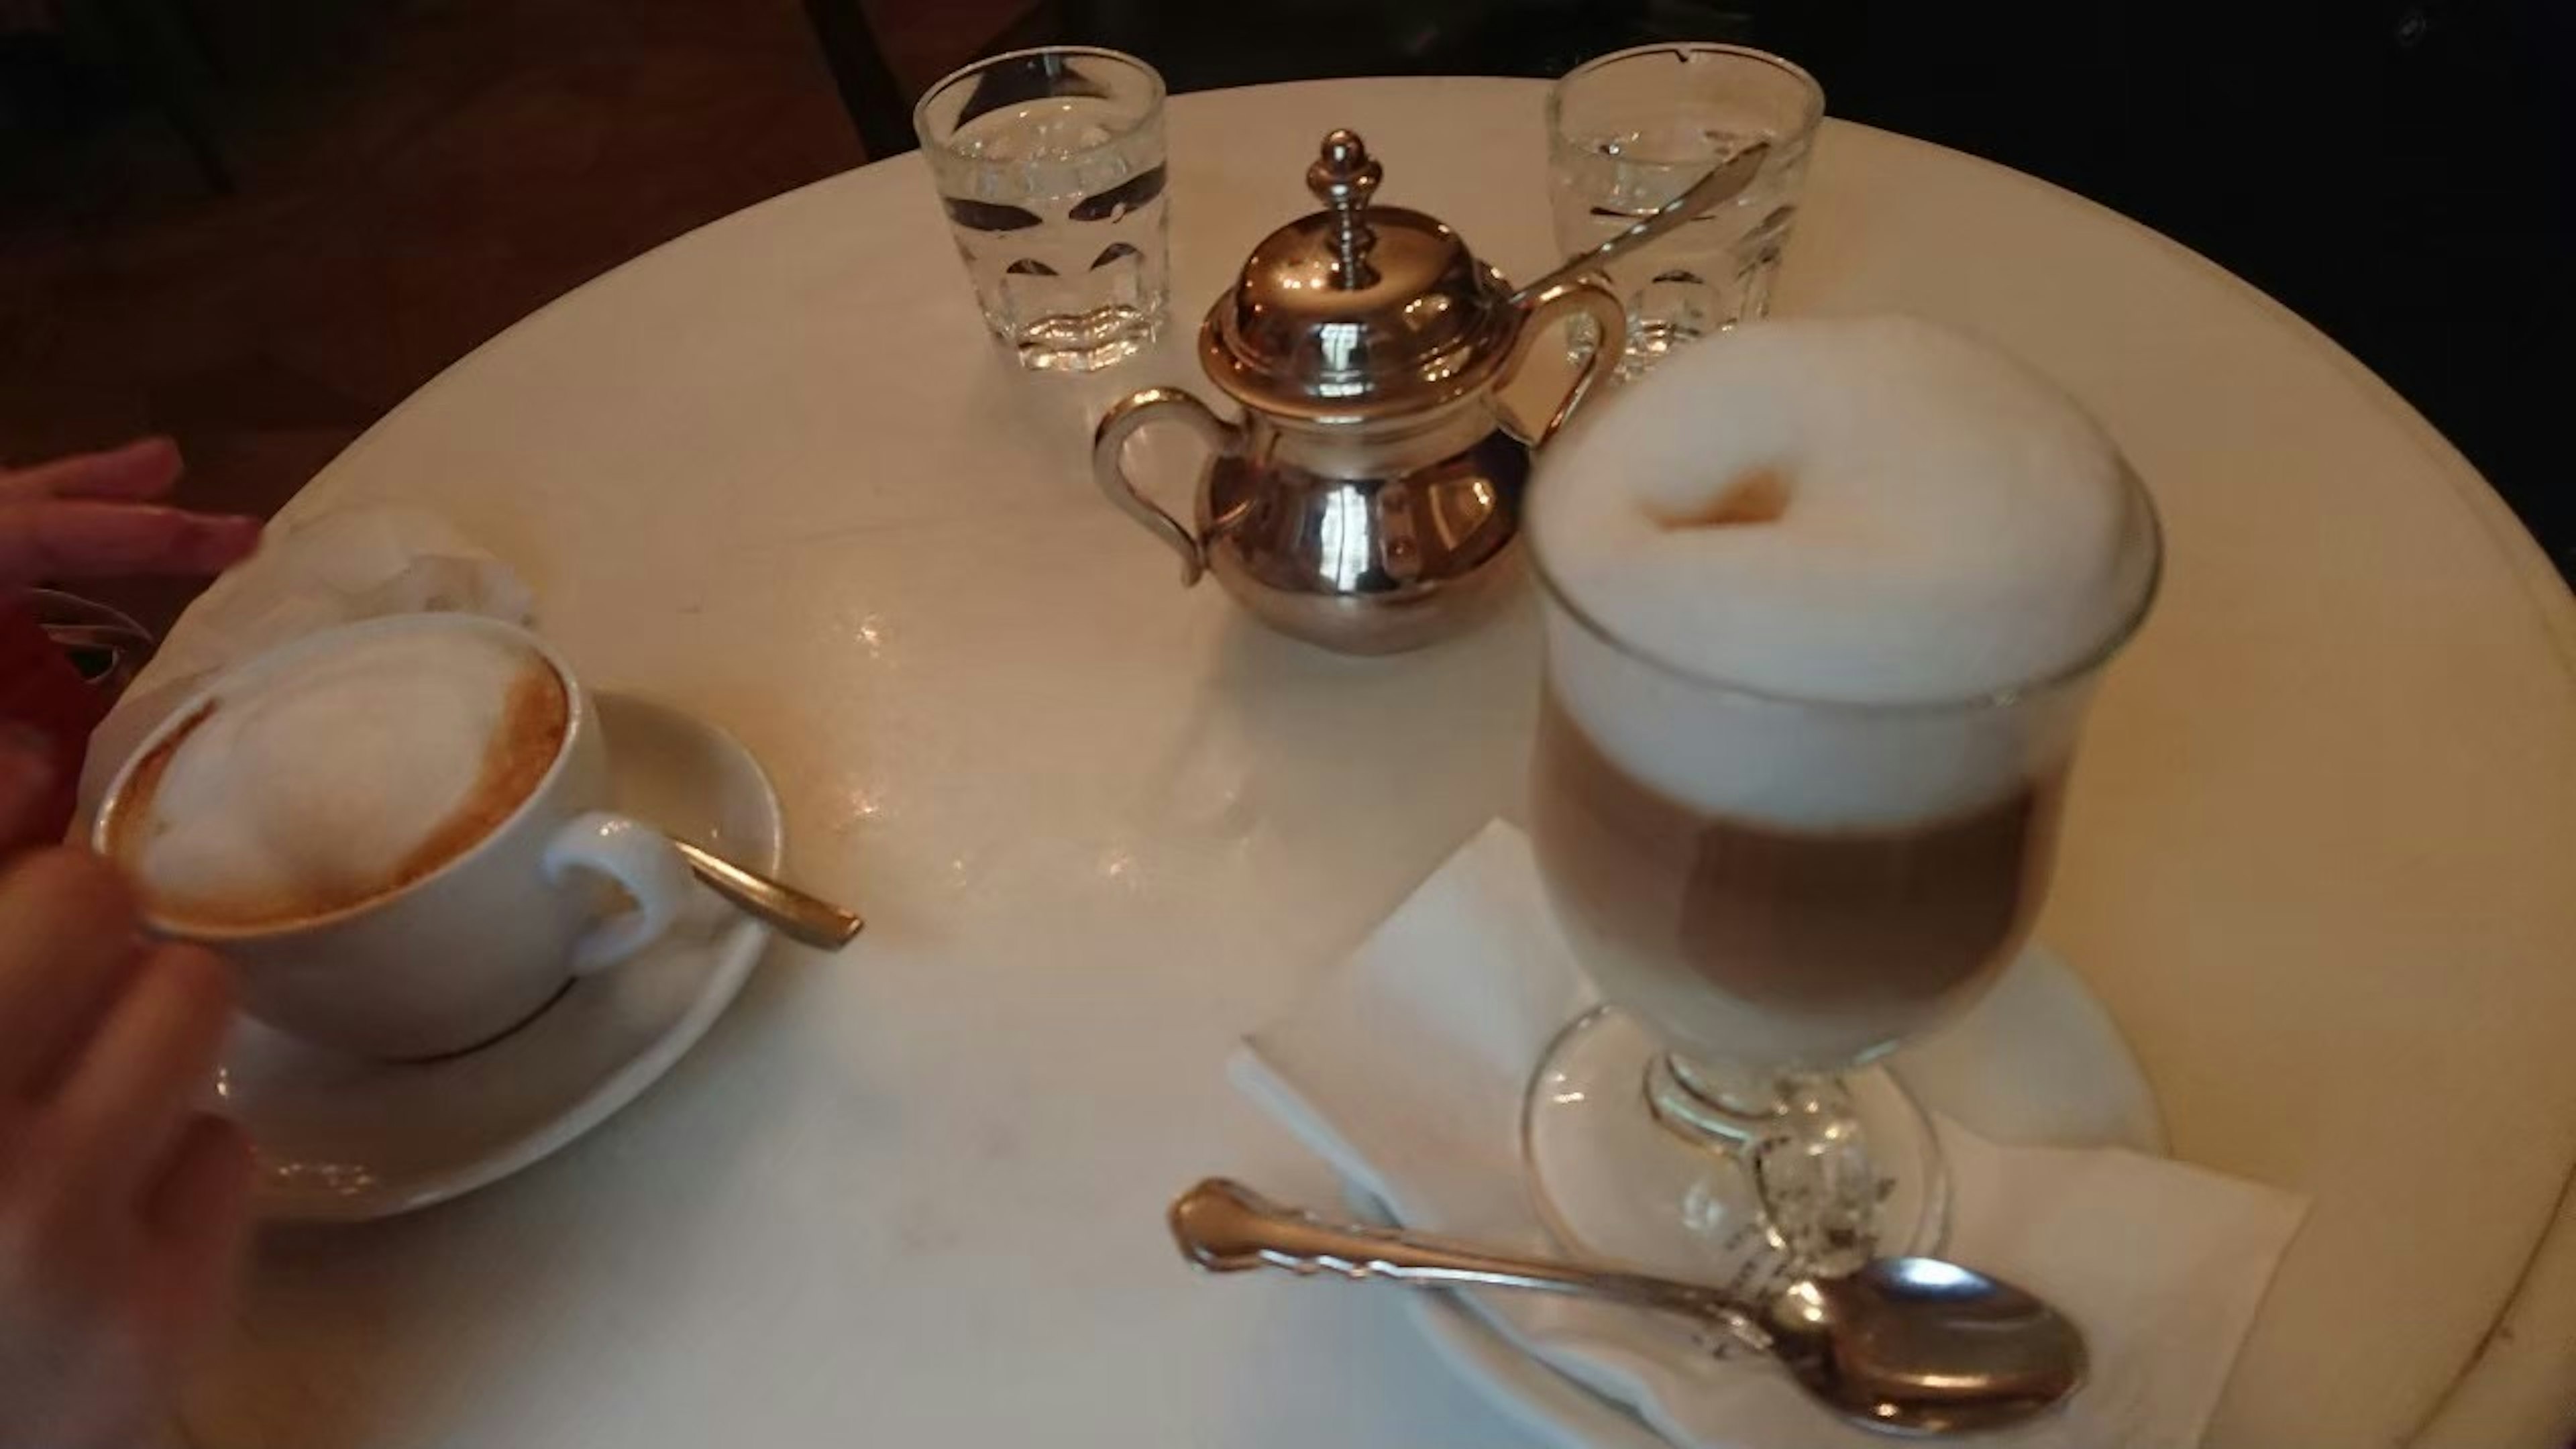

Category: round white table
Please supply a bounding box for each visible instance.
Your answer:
[184,78,2576,1448]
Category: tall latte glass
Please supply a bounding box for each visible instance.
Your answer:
[1520,317,2161,1281]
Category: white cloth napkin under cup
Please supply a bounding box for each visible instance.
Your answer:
[1234,820,2306,1449]
[78,504,535,818]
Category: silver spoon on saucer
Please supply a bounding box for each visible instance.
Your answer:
[1168,1178,2084,1438]
[669,839,861,950]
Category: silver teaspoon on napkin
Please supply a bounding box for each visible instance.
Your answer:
[1169,1177,2084,1438]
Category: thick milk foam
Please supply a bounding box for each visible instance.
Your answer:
[1532,315,2157,830]
[124,627,563,925]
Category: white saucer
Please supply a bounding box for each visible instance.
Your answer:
[1384,947,2166,1449]
[217,692,784,1224]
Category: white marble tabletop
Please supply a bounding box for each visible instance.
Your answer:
[182,78,2576,1449]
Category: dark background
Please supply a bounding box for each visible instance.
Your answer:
[4,0,2569,634]
[951,0,2573,580]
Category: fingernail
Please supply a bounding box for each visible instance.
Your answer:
[191,515,263,560]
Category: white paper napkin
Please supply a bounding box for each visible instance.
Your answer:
[1234,819,2306,1449]
[78,504,535,816]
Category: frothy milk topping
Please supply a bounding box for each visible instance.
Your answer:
[1532,316,2157,829]
[121,627,566,926]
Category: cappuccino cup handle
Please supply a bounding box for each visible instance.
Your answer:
[543,812,693,974]
[1091,386,1238,588]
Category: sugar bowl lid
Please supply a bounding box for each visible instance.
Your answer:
[1203,130,1521,422]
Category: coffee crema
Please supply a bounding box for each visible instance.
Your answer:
[106,628,570,930]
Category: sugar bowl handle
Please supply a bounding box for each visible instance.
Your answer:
[1093,387,1242,587]
[1495,276,1629,448]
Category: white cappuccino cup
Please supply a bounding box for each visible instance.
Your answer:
[95,614,692,1060]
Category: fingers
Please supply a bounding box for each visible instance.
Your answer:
[46,944,235,1208]
[0,726,51,853]
[145,1114,253,1239]
[0,437,260,587]
[0,501,260,588]
[0,850,146,1096]
[0,437,183,503]
[140,1114,254,1346]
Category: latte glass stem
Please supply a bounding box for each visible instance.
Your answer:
[1647,1053,1880,1277]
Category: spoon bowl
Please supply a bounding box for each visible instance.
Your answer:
[1766,1256,2086,1436]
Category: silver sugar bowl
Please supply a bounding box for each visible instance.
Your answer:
[1089,129,1627,655]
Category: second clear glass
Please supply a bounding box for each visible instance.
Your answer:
[1546,44,1824,378]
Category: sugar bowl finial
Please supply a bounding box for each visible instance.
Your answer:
[1305,129,1383,289]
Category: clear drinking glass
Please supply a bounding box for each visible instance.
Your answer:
[1519,484,2160,1287]
[914,46,1170,373]
[1547,45,1823,378]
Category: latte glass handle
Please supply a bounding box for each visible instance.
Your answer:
[1092,387,1239,587]
[1495,277,1629,449]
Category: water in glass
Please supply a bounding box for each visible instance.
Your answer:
[926,94,1169,372]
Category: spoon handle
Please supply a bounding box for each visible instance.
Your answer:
[1505,141,1772,311]
[670,839,863,951]
[1168,1179,1771,1352]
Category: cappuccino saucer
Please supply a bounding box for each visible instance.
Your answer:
[216,692,785,1223]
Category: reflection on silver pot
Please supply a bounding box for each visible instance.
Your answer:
[1090,130,1626,655]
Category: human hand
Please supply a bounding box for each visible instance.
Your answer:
[1,439,260,590]
[0,735,253,1449]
